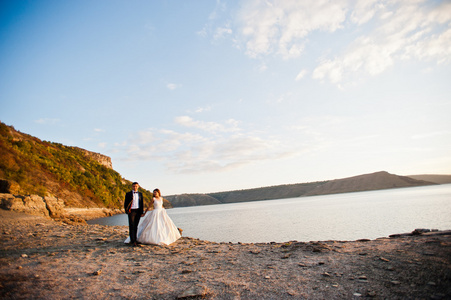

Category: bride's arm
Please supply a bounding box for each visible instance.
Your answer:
[144,198,154,213]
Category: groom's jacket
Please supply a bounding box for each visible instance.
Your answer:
[124,191,144,215]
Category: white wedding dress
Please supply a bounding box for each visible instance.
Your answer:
[124,197,181,245]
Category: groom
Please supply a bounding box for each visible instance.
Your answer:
[124,182,144,246]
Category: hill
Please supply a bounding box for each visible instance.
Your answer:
[407,174,451,184]
[166,171,437,207]
[0,121,162,209]
[304,171,435,196]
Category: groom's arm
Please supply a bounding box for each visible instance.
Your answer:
[124,192,130,212]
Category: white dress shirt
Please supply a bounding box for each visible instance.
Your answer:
[131,191,139,209]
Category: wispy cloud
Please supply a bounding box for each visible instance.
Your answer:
[235,0,347,59]
[175,116,240,133]
[194,106,212,113]
[35,118,60,125]
[115,116,297,174]
[313,1,451,85]
[295,69,308,81]
[166,83,181,90]
[220,0,451,85]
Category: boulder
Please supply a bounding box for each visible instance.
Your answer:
[18,195,49,217]
[44,195,65,217]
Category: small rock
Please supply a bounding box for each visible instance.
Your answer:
[358,275,368,283]
[181,270,193,274]
[298,263,307,267]
[21,254,28,258]
[264,275,271,279]
[17,266,22,269]
[353,292,362,297]
[427,281,437,286]
[93,269,102,276]
[391,280,401,285]
[367,291,377,297]
[322,272,331,277]
[380,257,390,262]
[177,285,207,299]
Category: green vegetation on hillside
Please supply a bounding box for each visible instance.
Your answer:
[0,122,152,208]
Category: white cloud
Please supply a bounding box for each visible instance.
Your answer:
[165,133,294,174]
[295,69,308,81]
[116,117,297,174]
[214,25,232,40]
[350,0,379,25]
[175,116,240,133]
[167,83,180,90]
[222,0,451,85]
[312,0,451,85]
[236,0,348,59]
[35,118,60,125]
[195,106,212,113]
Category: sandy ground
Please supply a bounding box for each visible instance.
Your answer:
[0,209,450,299]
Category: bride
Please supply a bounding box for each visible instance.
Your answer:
[125,188,181,246]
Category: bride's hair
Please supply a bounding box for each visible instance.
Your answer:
[153,188,161,196]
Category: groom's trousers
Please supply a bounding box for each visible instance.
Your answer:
[128,209,142,244]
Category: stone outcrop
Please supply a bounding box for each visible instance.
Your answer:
[73,147,113,169]
[0,193,121,223]
[0,193,65,218]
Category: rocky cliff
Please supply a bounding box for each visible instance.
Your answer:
[73,147,113,169]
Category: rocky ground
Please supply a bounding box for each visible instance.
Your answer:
[0,209,450,299]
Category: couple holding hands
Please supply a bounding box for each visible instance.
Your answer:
[124,182,181,247]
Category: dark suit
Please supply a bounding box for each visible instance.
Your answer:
[124,191,144,244]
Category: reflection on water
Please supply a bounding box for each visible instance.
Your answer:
[88,184,451,243]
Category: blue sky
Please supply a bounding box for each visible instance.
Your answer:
[1,0,450,195]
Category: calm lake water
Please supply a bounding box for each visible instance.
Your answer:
[88,184,451,243]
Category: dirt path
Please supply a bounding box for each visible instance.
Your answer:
[1,209,450,299]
